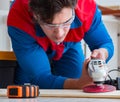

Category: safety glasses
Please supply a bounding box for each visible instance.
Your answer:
[41,10,75,30]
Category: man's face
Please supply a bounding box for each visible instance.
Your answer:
[39,7,74,44]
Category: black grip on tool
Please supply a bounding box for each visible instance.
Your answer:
[104,77,120,90]
[116,77,120,90]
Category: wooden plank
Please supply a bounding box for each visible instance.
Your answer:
[0,51,16,60]
[0,89,120,99]
[40,90,120,99]
[98,5,120,17]
[106,6,120,10]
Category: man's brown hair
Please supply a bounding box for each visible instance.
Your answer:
[29,0,77,23]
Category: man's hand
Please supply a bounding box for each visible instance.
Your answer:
[63,58,94,89]
[77,58,94,89]
[91,48,108,61]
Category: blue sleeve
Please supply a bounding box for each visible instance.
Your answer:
[8,26,67,89]
[84,6,114,62]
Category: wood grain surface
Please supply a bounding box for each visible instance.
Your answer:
[0,89,120,99]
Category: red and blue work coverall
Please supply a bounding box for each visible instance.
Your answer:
[7,0,114,88]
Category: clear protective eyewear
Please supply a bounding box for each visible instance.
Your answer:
[42,10,75,30]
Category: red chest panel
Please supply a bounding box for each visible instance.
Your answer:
[7,0,96,60]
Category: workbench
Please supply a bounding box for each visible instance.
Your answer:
[0,89,120,102]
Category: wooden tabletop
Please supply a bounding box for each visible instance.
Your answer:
[0,89,120,102]
[0,89,120,98]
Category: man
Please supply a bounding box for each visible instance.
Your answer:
[7,0,114,89]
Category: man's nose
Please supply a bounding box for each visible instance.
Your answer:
[54,28,65,38]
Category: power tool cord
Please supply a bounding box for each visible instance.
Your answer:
[104,67,120,90]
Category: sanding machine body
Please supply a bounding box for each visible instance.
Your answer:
[88,59,108,85]
[83,59,116,93]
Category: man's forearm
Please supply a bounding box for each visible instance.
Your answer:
[63,78,93,89]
